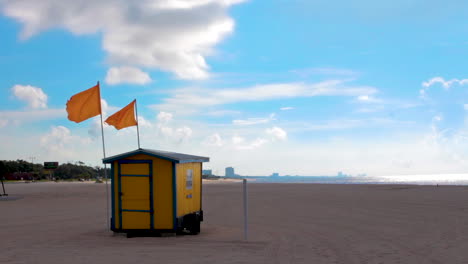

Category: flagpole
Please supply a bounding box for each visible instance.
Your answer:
[97,81,110,231]
[134,99,141,149]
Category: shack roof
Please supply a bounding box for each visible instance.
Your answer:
[102,148,209,164]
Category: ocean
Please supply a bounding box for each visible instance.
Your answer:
[248,174,468,185]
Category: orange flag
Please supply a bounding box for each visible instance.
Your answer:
[66,83,101,123]
[105,100,138,130]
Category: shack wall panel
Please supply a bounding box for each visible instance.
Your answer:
[176,162,201,217]
[121,176,150,210]
[123,154,174,229]
[120,163,150,175]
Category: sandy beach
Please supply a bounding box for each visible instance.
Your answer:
[1,182,468,263]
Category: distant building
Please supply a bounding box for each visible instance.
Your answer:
[337,171,344,177]
[271,173,279,177]
[225,167,235,177]
[202,169,212,176]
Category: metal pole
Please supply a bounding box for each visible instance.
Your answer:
[134,99,141,149]
[97,81,110,231]
[243,179,248,240]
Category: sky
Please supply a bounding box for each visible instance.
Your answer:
[1,0,468,177]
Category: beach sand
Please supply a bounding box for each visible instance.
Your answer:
[1,182,468,263]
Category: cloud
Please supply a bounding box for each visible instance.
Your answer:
[357,95,380,103]
[290,67,359,78]
[153,80,378,114]
[420,77,468,98]
[40,125,92,157]
[154,111,193,143]
[422,77,468,89]
[1,0,245,80]
[105,67,152,85]
[233,113,276,126]
[231,135,267,150]
[157,111,173,123]
[175,126,193,142]
[280,107,294,111]
[0,120,9,128]
[204,110,241,117]
[204,133,224,147]
[266,126,287,141]
[137,116,152,128]
[283,118,413,132]
[11,84,48,108]
[0,108,64,126]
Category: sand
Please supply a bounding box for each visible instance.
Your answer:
[1,182,468,264]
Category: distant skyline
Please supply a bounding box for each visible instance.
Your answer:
[2,1,468,176]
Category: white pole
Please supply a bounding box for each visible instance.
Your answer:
[243,178,248,240]
[97,81,110,231]
[134,99,141,149]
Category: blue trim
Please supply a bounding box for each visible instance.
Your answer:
[111,163,115,230]
[200,164,203,212]
[149,162,154,230]
[103,149,209,164]
[172,162,177,231]
[118,162,122,230]
[120,174,150,177]
[122,209,151,213]
[105,152,178,163]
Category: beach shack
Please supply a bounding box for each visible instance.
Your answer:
[103,148,209,235]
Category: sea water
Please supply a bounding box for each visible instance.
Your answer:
[250,174,468,185]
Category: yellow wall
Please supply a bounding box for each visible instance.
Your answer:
[112,154,174,230]
[176,162,202,217]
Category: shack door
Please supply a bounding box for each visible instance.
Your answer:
[118,160,153,230]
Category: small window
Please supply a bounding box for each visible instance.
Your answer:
[186,169,193,190]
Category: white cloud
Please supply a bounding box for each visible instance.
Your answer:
[157,111,173,123]
[420,77,468,98]
[233,113,276,126]
[40,125,92,158]
[231,135,245,145]
[40,126,72,148]
[175,126,193,142]
[1,0,245,80]
[283,118,413,132]
[0,120,9,128]
[280,107,294,111]
[153,80,378,114]
[231,136,267,150]
[0,108,64,126]
[205,110,241,116]
[11,84,48,108]
[266,126,287,141]
[137,116,152,128]
[290,67,359,78]
[433,115,443,122]
[356,94,384,103]
[422,77,468,89]
[105,67,152,85]
[204,133,224,147]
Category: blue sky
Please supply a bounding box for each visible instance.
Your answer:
[1,0,468,176]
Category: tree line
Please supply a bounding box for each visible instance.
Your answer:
[0,160,110,181]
